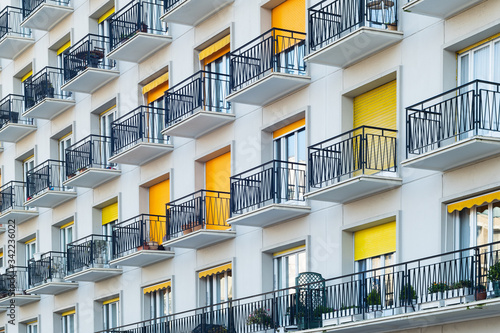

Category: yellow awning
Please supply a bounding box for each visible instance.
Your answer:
[447,191,500,213]
[25,237,36,244]
[60,221,74,229]
[199,35,231,61]
[142,72,169,95]
[57,41,71,55]
[62,309,76,317]
[273,245,305,257]
[21,71,33,82]
[98,7,115,24]
[199,263,232,278]
[103,297,119,305]
[273,118,305,139]
[143,281,171,294]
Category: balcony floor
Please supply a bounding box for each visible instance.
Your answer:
[305,27,403,68]
[63,168,121,188]
[0,123,36,143]
[0,295,40,307]
[163,229,236,249]
[109,142,174,166]
[21,3,73,31]
[161,0,234,25]
[107,33,172,63]
[228,204,311,228]
[403,0,485,19]
[0,209,38,225]
[27,281,78,295]
[25,190,77,208]
[61,68,119,94]
[402,136,500,172]
[226,72,310,106]
[0,35,34,59]
[109,250,175,267]
[162,111,235,138]
[65,267,122,282]
[23,98,75,120]
[306,174,402,203]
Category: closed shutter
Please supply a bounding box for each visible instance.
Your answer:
[102,202,118,225]
[205,152,231,193]
[354,221,396,261]
[271,0,306,33]
[200,35,231,67]
[353,80,397,130]
[149,179,170,216]
[273,118,305,139]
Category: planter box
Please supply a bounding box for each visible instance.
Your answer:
[421,292,444,310]
[322,312,337,326]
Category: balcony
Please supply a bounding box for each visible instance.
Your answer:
[307,126,401,203]
[163,71,234,138]
[227,28,310,106]
[61,34,119,94]
[306,0,403,68]
[66,235,122,282]
[0,7,34,59]
[228,160,310,228]
[403,0,485,19]
[27,251,77,295]
[25,159,76,208]
[23,66,74,120]
[0,94,35,143]
[0,267,40,307]
[21,0,73,31]
[64,135,120,188]
[161,0,234,26]
[404,80,500,171]
[0,181,38,225]
[109,106,173,165]
[107,0,172,63]
[163,190,235,249]
[110,214,174,267]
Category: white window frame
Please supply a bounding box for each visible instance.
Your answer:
[203,271,232,307]
[103,300,119,330]
[59,133,73,162]
[146,287,172,320]
[453,201,500,250]
[25,239,36,266]
[458,37,500,84]
[60,224,74,252]
[273,248,307,291]
[23,156,35,183]
[26,321,38,333]
[355,253,395,308]
[61,312,75,333]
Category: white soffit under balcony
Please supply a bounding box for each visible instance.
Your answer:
[0,36,34,59]
[61,68,120,94]
[163,229,236,249]
[0,123,36,143]
[23,98,75,120]
[27,282,78,295]
[108,142,174,166]
[21,3,73,31]
[227,204,311,228]
[305,27,403,68]
[109,250,175,267]
[63,168,121,189]
[160,0,234,26]
[226,73,310,106]
[0,225,5,233]
[305,175,402,203]
[0,295,40,307]
[107,33,172,63]
[0,209,38,225]
[162,111,235,138]
[65,268,122,282]
[402,136,500,172]
[403,0,485,19]
[24,190,77,208]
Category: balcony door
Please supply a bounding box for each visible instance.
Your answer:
[59,133,72,187]
[205,152,231,230]
[100,107,116,166]
[202,36,230,114]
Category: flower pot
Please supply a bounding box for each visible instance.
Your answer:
[183,227,193,235]
[387,24,397,31]
[476,291,487,300]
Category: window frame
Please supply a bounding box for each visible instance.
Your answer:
[273,247,307,291]
[103,300,119,330]
[61,312,76,333]
[458,37,500,84]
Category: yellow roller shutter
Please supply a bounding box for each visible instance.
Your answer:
[21,71,33,82]
[57,41,71,55]
[354,222,396,261]
[102,202,118,225]
[62,309,76,317]
[205,152,231,193]
[98,7,115,24]
[273,118,305,139]
[103,297,119,305]
[353,80,397,130]
[149,179,170,216]
[271,0,305,33]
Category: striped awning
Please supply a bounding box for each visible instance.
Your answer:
[198,263,232,278]
[447,191,500,213]
[143,281,171,294]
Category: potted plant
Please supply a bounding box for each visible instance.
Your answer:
[315,305,334,326]
[399,284,417,307]
[140,22,148,33]
[449,280,472,297]
[366,289,381,309]
[475,284,487,300]
[247,307,273,329]
[427,282,448,300]
[487,261,500,297]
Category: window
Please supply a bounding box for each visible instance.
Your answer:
[102,202,118,236]
[144,282,172,320]
[98,7,114,39]
[59,133,72,162]
[26,321,38,333]
[458,37,500,85]
[21,71,33,97]
[199,264,232,307]
[143,74,169,145]
[103,298,119,330]
[356,253,395,307]
[100,107,117,162]
[61,310,76,333]
[25,238,36,266]
[273,246,306,290]
[57,41,71,99]
[23,155,35,182]
[0,251,3,268]
[60,222,74,252]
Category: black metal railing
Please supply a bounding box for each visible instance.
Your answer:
[164,0,182,13]
[67,234,113,274]
[28,251,68,287]
[64,34,116,82]
[112,214,167,259]
[109,0,167,50]
[24,66,72,110]
[0,266,29,296]
[230,160,306,216]
[165,70,231,128]
[98,241,500,333]
[65,135,116,177]
[0,94,33,129]
[166,190,230,241]
[230,28,307,93]
[0,6,31,39]
[21,0,71,19]
[309,126,397,189]
[111,105,169,156]
[26,159,72,200]
[0,181,29,213]
[406,80,500,158]
[309,0,399,52]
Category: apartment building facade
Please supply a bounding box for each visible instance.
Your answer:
[0,0,500,332]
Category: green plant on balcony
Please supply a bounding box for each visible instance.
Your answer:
[399,284,417,305]
[206,326,227,333]
[450,280,472,289]
[366,289,381,306]
[246,307,273,327]
[427,282,448,294]
[312,305,334,317]
[487,261,500,296]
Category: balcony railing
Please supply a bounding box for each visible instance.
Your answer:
[0,94,33,128]
[0,181,29,212]
[67,234,113,274]
[309,126,397,189]
[26,159,72,199]
[309,0,398,52]
[63,34,116,82]
[164,0,182,12]
[165,70,231,127]
[166,190,230,241]
[109,0,167,50]
[230,28,306,93]
[1,266,29,295]
[65,135,116,177]
[24,66,72,110]
[406,80,500,157]
[111,105,169,156]
[230,160,306,216]
[0,6,31,39]
[21,0,71,19]
[112,214,167,259]
[28,251,67,287]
